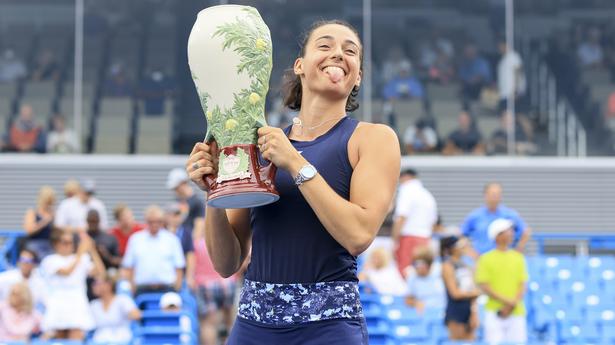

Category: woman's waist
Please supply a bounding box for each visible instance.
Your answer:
[237,279,363,326]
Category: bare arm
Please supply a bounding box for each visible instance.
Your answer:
[88,244,106,280]
[263,124,400,256]
[174,268,183,291]
[128,308,142,321]
[478,282,515,306]
[515,227,532,252]
[442,262,480,300]
[185,252,196,289]
[391,216,406,244]
[23,209,51,236]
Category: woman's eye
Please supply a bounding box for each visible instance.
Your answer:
[346,49,357,55]
[319,45,329,49]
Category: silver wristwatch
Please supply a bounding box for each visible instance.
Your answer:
[294,164,317,186]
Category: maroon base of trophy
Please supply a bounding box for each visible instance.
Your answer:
[203,143,279,208]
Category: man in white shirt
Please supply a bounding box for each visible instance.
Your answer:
[497,40,526,111]
[0,248,46,306]
[392,169,438,276]
[122,205,185,297]
[55,178,109,232]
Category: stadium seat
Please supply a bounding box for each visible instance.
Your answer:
[440,341,487,345]
[553,307,584,323]
[367,332,397,345]
[559,320,602,343]
[140,310,194,333]
[365,314,390,335]
[391,320,429,342]
[386,305,421,324]
[133,327,196,345]
[379,294,407,308]
[31,341,84,345]
[86,342,130,345]
[135,292,165,310]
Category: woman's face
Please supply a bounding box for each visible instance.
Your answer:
[93,279,112,297]
[295,24,362,102]
[8,286,28,310]
[55,234,75,255]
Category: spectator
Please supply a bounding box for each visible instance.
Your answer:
[442,110,485,155]
[459,44,491,103]
[165,202,195,290]
[104,62,132,97]
[63,179,80,199]
[405,246,446,313]
[121,205,185,296]
[87,210,121,269]
[577,27,603,68]
[22,186,56,259]
[358,247,407,296]
[90,273,141,343]
[382,45,409,83]
[41,231,105,340]
[30,50,60,82]
[488,110,536,155]
[110,204,144,256]
[497,39,526,112]
[605,90,615,131]
[392,169,438,275]
[382,59,424,100]
[461,182,532,257]
[0,282,42,341]
[3,104,46,153]
[193,234,237,345]
[0,249,46,307]
[160,291,183,312]
[167,168,205,244]
[476,219,528,343]
[46,114,80,153]
[440,236,481,341]
[0,49,27,83]
[139,70,171,116]
[403,117,438,155]
[55,179,109,233]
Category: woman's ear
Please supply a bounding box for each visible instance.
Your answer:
[293,58,304,76]
[355,69,362,89]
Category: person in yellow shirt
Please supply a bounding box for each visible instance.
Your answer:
[475,218,528,343]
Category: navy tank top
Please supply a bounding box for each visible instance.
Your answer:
[30,213,53,240]
[247,116,359,284]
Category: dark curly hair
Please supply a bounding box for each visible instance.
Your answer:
[282,19,363,112]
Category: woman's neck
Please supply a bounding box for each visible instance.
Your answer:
[296,92,347,136]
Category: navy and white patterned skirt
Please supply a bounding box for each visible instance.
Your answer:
[227,279,368,345]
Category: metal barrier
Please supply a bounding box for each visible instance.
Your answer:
[532,232,615,255]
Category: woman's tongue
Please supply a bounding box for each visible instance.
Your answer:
[324,67,344,83]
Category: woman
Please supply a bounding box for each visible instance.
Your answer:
[40,230,105,340]
[187,20,400,344]
[358,247,407,296]
[90,273,141,343]
[22,185,56,258]
[0,282,42,341]
[440,236,481,340]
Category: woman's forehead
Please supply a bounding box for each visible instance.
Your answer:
[310,24,361,46]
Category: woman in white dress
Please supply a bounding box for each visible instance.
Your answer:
[90,273,141,342]
[41,230,105,340]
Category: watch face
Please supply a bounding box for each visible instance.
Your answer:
[302,165,317,179]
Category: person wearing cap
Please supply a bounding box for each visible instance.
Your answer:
[475,218,528,343]
[55,178,109,233]
[392,168,438,275]
[166,168,205,243]
[440,236,481,340]
[121,205,185,296]
[461,182,531,257]
[165,202,195,290]
[159,291,183,312]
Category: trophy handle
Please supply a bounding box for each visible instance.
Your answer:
[257,145,277,186]
[202,139,219,190]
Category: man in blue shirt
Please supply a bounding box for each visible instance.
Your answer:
[461,182,531,256]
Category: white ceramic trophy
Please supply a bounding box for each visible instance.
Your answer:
[187,5,278,208]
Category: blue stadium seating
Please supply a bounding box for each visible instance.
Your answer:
[559,320,602,343]
[135,292,165,310]
[132,327,196,345]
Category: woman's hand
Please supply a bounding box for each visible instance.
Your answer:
[257,126,304,172]
[186,141,218,192]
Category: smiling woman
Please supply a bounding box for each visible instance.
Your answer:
[187,18,400,345]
